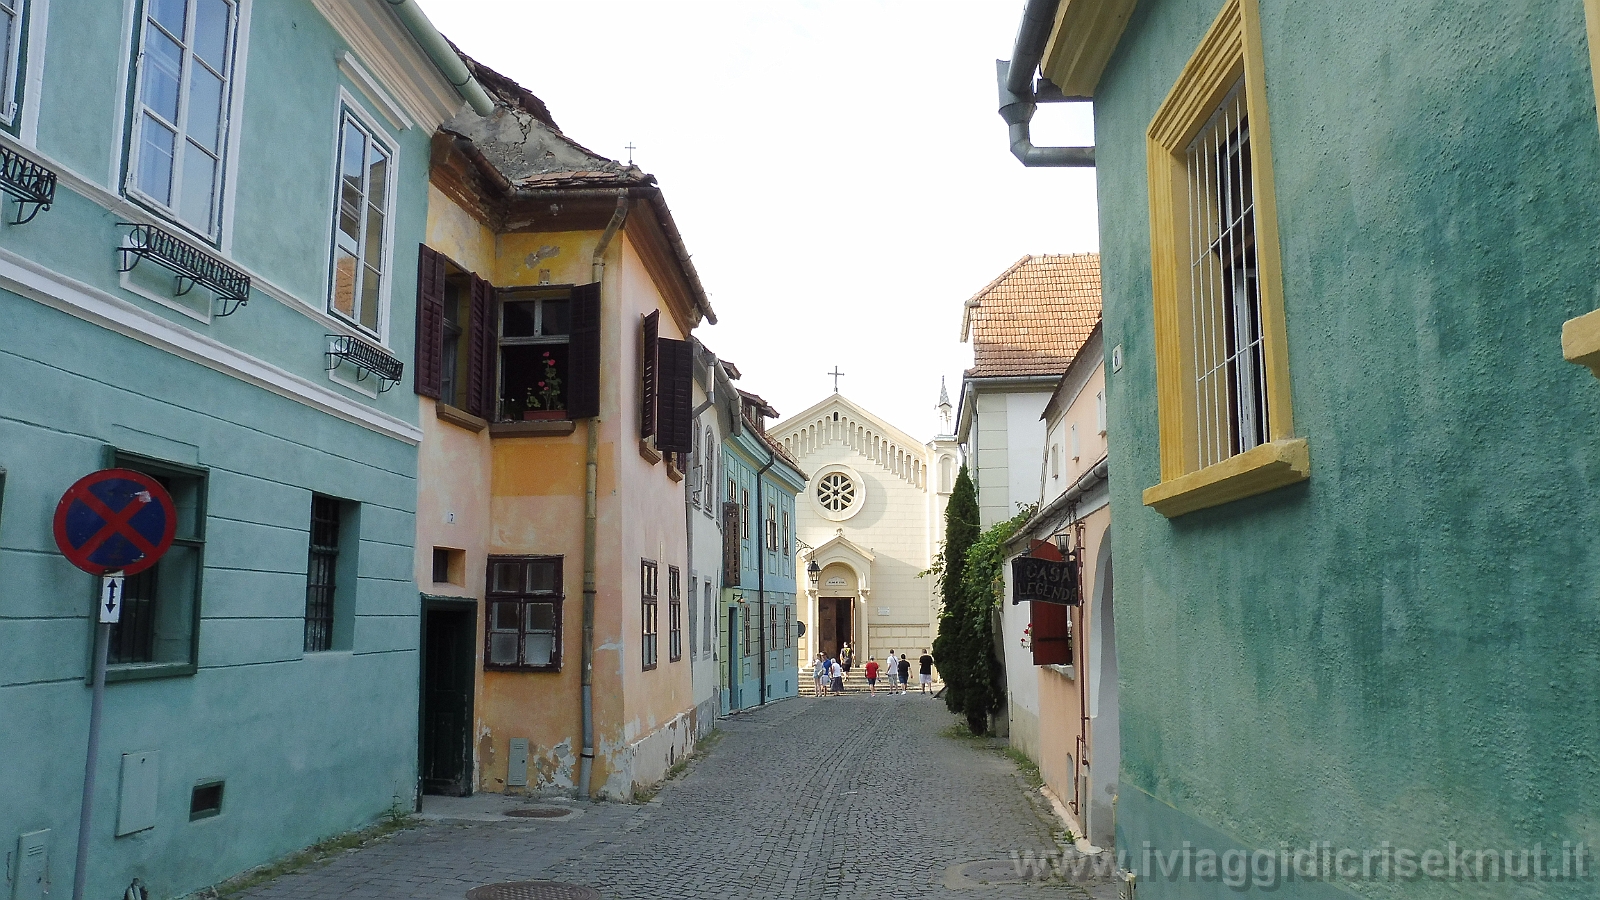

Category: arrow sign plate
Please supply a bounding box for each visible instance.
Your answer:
[99,573,125,623]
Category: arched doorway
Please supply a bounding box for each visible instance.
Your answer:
[816,562,857,661]
[1086,530,1118,849]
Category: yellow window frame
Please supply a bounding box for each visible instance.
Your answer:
[1565,0,1600,376]
[1141,0,1307,518]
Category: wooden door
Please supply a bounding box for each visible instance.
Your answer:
[421,607,475,796]
[819,599,838,660]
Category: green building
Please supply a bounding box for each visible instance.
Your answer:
[0,3,488,899]
[1000,0,1600,895]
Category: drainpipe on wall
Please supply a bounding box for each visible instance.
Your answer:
[996,0,1094,167]
[578,192,629,800]
[754,453,776,705]
[383,0,495,116]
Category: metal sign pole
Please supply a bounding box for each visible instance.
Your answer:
[72,573,122,900]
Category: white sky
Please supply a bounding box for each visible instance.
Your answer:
[416,0,1098,440]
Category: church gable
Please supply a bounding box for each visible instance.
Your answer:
[774,395,929,492]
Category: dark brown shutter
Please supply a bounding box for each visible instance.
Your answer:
[722,502,740,587]
[655,337,693,453]
[640,310,659,438]
[467,276,496,419]
[413,244,445,398]
[566,282,601,419]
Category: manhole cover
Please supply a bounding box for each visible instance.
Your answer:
[502,806,572,819]
[465,882,601,900]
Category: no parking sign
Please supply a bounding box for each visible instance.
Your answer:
[52,468,177,581]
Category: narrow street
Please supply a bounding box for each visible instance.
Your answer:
[242,696,1109,900]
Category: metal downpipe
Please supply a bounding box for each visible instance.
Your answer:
[578,193,629,799]
[754,455,776,705]
[996,0,1095,168]
[382,0,494,116]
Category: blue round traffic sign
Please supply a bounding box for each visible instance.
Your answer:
[52,469,177,576]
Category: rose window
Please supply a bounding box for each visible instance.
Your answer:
[816,473,856,512]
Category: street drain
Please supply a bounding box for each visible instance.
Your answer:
[502,806,573,819]
[465,882,601,900]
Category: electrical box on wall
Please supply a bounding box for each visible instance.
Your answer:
[12,830,48,900]
[506,738,529,787]
[116,751,160,836]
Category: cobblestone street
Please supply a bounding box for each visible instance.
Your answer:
[243,694,1113,900]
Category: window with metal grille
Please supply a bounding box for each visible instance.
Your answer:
[641,560,658,669]
[106,453,206,676]
[785,605,792,648]
[1186,80,1267,467]
[781,510,789,559]
[742,607,751,657]
[485,556,563,671]
[669,565,682,662]
[702,581,714,657]
[127,0,237,238]
[303,495,341,653]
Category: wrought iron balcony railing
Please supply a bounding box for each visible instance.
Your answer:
[117,222,252,317]
[0,144,55,225]
[325,334,403,392]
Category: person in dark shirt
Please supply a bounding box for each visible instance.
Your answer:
[896,654,911,694]
[918,649,935,694]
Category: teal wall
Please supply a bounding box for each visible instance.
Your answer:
[718,431,802,711]
[0,2,438,898]
[1095,1,1600,897]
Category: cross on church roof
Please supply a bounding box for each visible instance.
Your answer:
[624,142,636,165]
[828,366,845,392]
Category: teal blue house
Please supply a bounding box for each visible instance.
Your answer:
[997,0,1600,896]
[0,3,488,899]
[716,379,805,714]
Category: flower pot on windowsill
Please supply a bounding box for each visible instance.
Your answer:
[522,410,566,421]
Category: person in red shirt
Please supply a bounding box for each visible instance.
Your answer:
[864,657,880,695]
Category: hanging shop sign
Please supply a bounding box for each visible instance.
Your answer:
[1011,554,1079,606]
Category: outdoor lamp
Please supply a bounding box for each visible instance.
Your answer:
[806,559,821,586]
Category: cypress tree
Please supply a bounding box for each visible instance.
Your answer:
[933,466,980,720]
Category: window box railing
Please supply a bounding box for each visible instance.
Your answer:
[117,223,251,317]
[325,334,403,392]
[0,145,55,225]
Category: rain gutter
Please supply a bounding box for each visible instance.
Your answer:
[384,0,495,116]
[997,0,1094,167]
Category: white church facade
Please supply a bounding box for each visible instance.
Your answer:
[773,393,958,668]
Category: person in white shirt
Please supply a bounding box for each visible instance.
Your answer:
[829,658,844,694]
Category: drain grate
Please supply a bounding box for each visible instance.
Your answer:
[503,806,572,819]
[465,882,601,900]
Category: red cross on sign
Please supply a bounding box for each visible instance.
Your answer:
[53,469,178,576]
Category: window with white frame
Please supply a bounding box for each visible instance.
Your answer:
[129,0,236,238]
[1096,390,1107,435]
[328,110,392,333]
[1070,423,1081,462]
[0,0,28,126]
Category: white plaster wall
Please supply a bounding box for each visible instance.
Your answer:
[687,379,724,735]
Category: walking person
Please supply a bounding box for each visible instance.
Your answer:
[864,657,880,695]
[812,654,828,697]
[919,649,935,694]
[897,654,911,694]
[885,651,898,691]
[841,642,853,676]
[830,657,845,695]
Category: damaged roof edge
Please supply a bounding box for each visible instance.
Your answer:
[384,0,494,116]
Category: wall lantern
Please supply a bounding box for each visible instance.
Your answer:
[806,559,822,586]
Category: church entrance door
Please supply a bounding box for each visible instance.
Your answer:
[818,597,853,661]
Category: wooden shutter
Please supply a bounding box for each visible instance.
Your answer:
[640,310,659,438]
[566,282,601,419]
[722,502,740,587]
[413,244,445,398]
[466,276,495,419]
[655,337,693,453]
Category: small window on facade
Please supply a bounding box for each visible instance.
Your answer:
[766,502,776,552]
[498,289,571,421]
[742,608,751,657]
[740,488,750,539]
[702,581,713,654]
[785,605,792,648]
[328,110,392,332]
[1070,423,1081,462]
[303,495,342,653]
[189,780,224,820]
[129,0,237,238]
[769,603,777,650]
[485,556,563,671]
[641,560,659,669]
[1051,444,1060,480]
[107,453,206,675]
[688,575,698,656]
[0,0,28,127]
[781,511,790,558]
[668,565,682,662]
